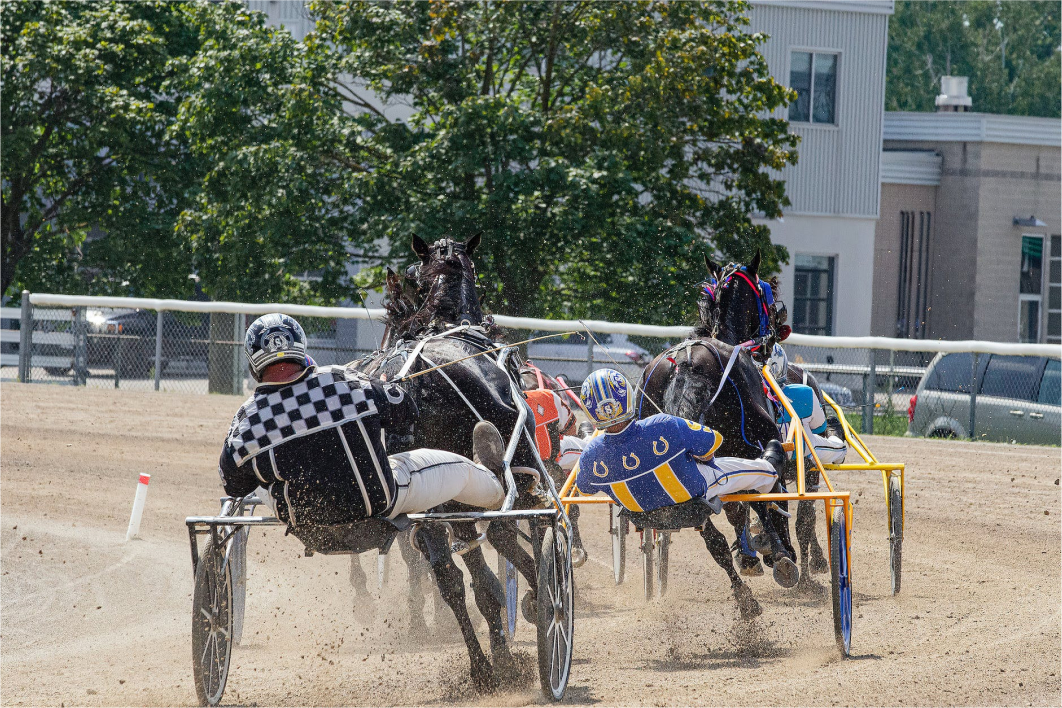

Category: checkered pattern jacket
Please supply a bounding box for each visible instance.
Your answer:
[218,365,416,526]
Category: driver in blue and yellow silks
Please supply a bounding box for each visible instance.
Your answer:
[574,368,800,588]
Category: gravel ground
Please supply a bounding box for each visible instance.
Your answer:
[1,383,1059,706]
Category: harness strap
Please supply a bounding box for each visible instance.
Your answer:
[707,339,754,407]
[394,324,473,379]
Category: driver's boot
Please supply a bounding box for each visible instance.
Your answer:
[472,421,506,479]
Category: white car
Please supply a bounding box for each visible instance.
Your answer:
[526,331,653,383]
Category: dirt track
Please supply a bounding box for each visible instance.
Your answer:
[1,383,1060,707]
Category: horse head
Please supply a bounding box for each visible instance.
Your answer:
[702,250,787,358]
[411,233,485,328]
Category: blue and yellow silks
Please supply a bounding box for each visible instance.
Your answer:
[575,414,723,513]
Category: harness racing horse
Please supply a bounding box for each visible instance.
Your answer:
[638,333,794,619]
[702,250,832,579]
[355,234,549,673]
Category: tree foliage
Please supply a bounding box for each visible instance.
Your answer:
[301,0,797,321]
[172,2,367,303]
[1,1,202,298]
[887,1,1061,118]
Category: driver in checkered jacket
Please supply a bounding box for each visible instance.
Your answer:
[218,313,507,528]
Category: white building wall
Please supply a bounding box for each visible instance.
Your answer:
[755,215,877,336]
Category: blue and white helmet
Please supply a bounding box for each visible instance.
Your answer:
[580,368,637,429]
[245,313,308,382]
[767,343,789,382]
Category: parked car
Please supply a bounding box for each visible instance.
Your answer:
[907,352,1060,445]
[526,331,653,383]
[85,309,211,377]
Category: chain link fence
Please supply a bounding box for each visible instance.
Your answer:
[5,293,1058,444]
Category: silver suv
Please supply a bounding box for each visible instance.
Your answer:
[907,352,1060,445]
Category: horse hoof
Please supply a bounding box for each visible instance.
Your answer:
[738,555,764,577]
[750,533,773,555]
[521,590,537,625]
[571,547,587,568]
[795,574,827,599]
[735,586,762,621]
[810,546,829,574]
[772,556,800,589]
[470,663,498,693]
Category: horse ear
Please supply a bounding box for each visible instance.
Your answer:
[385,267,399,290]
[747,249,761,278]
[704,253,721,277]
[411,233,430,264]
[466,232,482,255]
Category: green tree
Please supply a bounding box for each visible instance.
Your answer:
[887,1,1061,118]
[302,0,797,321]
[172,1,370,304]
[1,1,203,298]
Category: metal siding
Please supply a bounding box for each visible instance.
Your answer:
[750,5,888,217]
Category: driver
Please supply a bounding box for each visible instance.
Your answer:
[766,344,848,465]
[573,368,800,587]
[218,313,506,528]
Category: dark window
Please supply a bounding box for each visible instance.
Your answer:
[979,355,1042,402]
[792,254,834,336]
[1020,235,1043,294]
[789,51,837,124]
[1038,359,1060,406]
[925,353,975,393]
[896,210,933,338]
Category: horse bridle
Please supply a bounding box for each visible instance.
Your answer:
[407,239,482,327]
[701,263,780,358]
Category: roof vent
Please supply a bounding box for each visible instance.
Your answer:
[935,76,972,113]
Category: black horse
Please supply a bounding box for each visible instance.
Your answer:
[701,250,832,578]
[354,233,549,683]
[639,332,795,619]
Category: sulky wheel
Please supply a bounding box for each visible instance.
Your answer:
[640,530,654,601]
[192,540,234,706]
[609,504,627,585]
[654,531,671,597]
[536,525,573,701]
[497,550,519,639]
[888,475,903,595]
[229,527,248,645]
[829,505,853,657]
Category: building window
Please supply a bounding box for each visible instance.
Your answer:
[1047,235,1061,345]
[789,51,837,124]
[793,254,835,336]
[896,210,932,338]
[1019,235,1044,343]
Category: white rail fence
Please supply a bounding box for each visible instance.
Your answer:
[4,292,1059,438]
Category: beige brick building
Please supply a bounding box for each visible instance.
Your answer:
[873,109,1061,344]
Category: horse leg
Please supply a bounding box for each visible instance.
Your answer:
[750,500,800,589]
[486,519,536,588]
[724,501,763,576]
[398,534,431,635]
[349,553,378,623]
[569,504,587,566]
[797,465,828,574]
[699,518,761,620]
[417,524,495,691]
[458,542,514,678]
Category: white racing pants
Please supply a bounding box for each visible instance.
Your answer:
[697,456,779,497]
[386,449,505,519]
[779,384,848,465]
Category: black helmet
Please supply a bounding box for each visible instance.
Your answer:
[245,313,308,382]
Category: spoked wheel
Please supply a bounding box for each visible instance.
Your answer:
[654,531,671,597]
[536,524,573,702]
[230,527,248,645]
[829,505,853,657]
[192,540,233,706]
[640,530,654,601]
[497,549,519,639]
[888,475,903,595]
[609,504,627,585]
